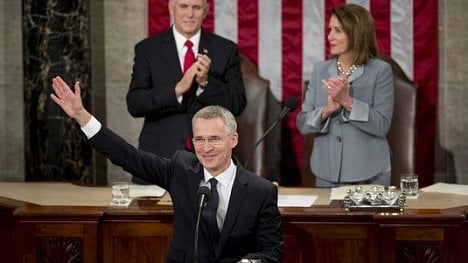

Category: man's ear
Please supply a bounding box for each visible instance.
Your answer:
[202,3,209,19]
[168,1,174,16]
[230,132,238,148]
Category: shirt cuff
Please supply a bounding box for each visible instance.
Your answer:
[80,116,102,139]
[178,87,204,104]
[196,86,205,96]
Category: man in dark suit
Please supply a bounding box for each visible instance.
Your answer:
[50,76,282,262]
[126,0,247,175]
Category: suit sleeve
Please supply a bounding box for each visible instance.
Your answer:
[297,62,332,135]
[88,126,173,189]
[244,185,283,262]
[126,41,183,118]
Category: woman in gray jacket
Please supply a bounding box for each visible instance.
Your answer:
[297,4,394,187]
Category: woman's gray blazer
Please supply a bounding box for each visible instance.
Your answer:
[297,58,394,183]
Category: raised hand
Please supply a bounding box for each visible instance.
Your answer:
[50,76,91,126]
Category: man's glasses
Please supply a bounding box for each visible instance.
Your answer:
[192,134,231,146]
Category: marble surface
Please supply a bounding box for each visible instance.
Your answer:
[0,182,111,206]
[1,182,467,210]
[145,185,468,210]
[103,0,146,183]
[438,0,468,184]
[23,0,93,182]
[0,0,24,181]
[406,192,468,209]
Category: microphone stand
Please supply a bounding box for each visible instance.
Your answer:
[194,187,210,263]
[243,117,281,169]
[243,97,297,170]
[194,203,203,263]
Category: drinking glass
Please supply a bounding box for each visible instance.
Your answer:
[400,174,419,198]
[111,182,131,206]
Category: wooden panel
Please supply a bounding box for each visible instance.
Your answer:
[0,215,13,263]
[112,237,171,263]
[283,234,305,263]
[283,222,379,262]
[379,225,461,263]
[15,221,98,263]
[312,239,376,263]
[394,226,447,262]
[1,191,467,262]
[460,223,468,262]
[37,237,84,263]
[295,223,374,238]
[107,222,173,236]
[82,223,98,263]
[395,227,444,241]
[396,241,442,263]
[103,222,173,263]
[35,223,86,237]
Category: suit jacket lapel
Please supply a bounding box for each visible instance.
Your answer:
[161,28,184,81]
[348,65,363,82]
[215,169,249,256]
[189,165,204,209]
[199,30,214,62]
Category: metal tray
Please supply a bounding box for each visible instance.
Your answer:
[343,188,406,212]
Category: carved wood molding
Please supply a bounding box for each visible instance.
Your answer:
[37,237,83,263]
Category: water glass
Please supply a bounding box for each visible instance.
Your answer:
[111,182,131,206]
[400,174,419,198]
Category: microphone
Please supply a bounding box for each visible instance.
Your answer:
[194,186,210,263]
[197,186,210,209]
[243,96,298,169]
[278,96,298,119]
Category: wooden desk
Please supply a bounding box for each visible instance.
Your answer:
[1,183,467,262]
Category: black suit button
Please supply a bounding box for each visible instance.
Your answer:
[336,136,342,143]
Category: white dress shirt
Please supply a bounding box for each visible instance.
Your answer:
[81,116,101,139]
[172,27,204,103]
[202,161,237,233]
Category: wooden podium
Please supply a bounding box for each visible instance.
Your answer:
[1,182,467,262]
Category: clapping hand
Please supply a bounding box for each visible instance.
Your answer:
[322,77,353,111]
[321,79,341,116]
[175,52,212,96]
[195,52,211,87]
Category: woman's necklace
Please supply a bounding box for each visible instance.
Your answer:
[336,59,357,79]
